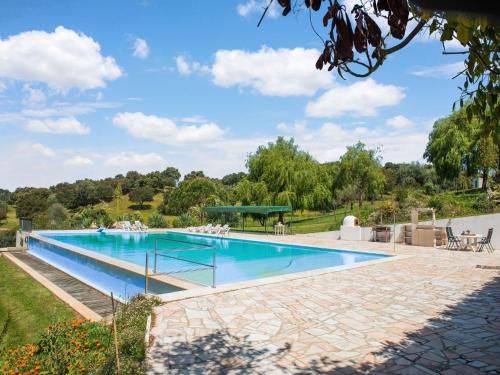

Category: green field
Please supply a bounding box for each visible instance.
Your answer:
[0,256,76,350]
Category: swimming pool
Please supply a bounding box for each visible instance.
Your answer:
[33,231,389,291]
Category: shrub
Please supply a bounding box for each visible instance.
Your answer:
[0,201,7,221]
[71,207,113,229]
[0,296,161,375]
[0,230,16,247]
[472,193,495,213]
[0,319,110,374]
[147,213,168,228]
[99,295,161,374]
[172,213,196,228]
[424,182,439,195]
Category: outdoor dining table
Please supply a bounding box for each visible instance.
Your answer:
[458,234,483,251]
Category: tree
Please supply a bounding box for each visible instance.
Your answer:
[222,172,247,186]
[162,167,181,187]
[129,185,154,209]
[113,183,123,212]
[0,201,7,221]
[424,107,499,187]
[267,0,498,133]
[246,137,331,211]
[47,203,69,225]
[71,180,99,208]
[184,171,205,181]
[166,177,220,215]
[0,189,11,203]
[14,188,51,219]
[338,142,385,207]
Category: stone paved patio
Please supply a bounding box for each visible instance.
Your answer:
[147,234,500,374]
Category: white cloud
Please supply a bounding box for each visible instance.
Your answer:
[237,0,279,18]
[211,46,334,96]
[22,84,46,106]
[411,61,465,79]
[21,101,119,118]
[305,78,405,117]
[386,115,413,129]
[104,152,164,167]
[64,156,94,166]
[113,112,225,145]
[26,117,90,134]
[275,120,428,163]
[179,115,207,124]
[175,56,191,75]
[175,55,210,76]
[25,143,56,157]
[133,38,149,59]
[0,26,122,92]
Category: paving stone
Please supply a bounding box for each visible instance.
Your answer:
[145,233,500,374]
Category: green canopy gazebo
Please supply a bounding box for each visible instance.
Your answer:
[201,205,293,234]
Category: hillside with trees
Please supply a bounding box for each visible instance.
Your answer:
[1,109,499,243]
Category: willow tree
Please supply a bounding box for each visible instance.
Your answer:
[337,142,386,207]
[424,107,498,188]
[244,137,333,215]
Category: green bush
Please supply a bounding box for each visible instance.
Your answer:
[0,230,16,247]
[472,194,496,213]
[0,201,7,221]
[0,319,110,374]
[99,295,161,374]
[147,213,168,228]
[424,182,439,195]
[71,207,113,229]
[172,213,196,228]
[0,296,161,375]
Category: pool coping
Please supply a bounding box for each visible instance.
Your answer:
[2,252,103,322]
[30,232,201,291]
[30,230,410,304]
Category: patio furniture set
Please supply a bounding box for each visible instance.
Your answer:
[446,227,494,252]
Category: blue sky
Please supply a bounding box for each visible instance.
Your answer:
[0,0,466,190]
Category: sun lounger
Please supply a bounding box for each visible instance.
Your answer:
[209,224,221,234]
[135,220,148,231]
[122,221,133,231]
[201,224,213,233]
[219,224,230,236]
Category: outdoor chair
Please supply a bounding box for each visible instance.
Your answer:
[478,228,494,252]
[135,220,148,231]
[446,226,461,250]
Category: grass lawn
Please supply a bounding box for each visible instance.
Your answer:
[0,256,76,350]
[232,203,383,234]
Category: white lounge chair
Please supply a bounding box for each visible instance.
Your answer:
[219,224,230,236]
[201,224,213,233]
[135,220,148,231]
[122,221,133,231]
[209,224,221,234]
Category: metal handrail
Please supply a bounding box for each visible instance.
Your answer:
[144,236,217,293]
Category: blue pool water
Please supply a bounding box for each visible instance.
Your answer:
[36,231,389,289]
[29,236,181,300]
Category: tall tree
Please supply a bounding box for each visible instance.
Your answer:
[338,142,385,207]
[129,185,155,209]
[424,107,498,188]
